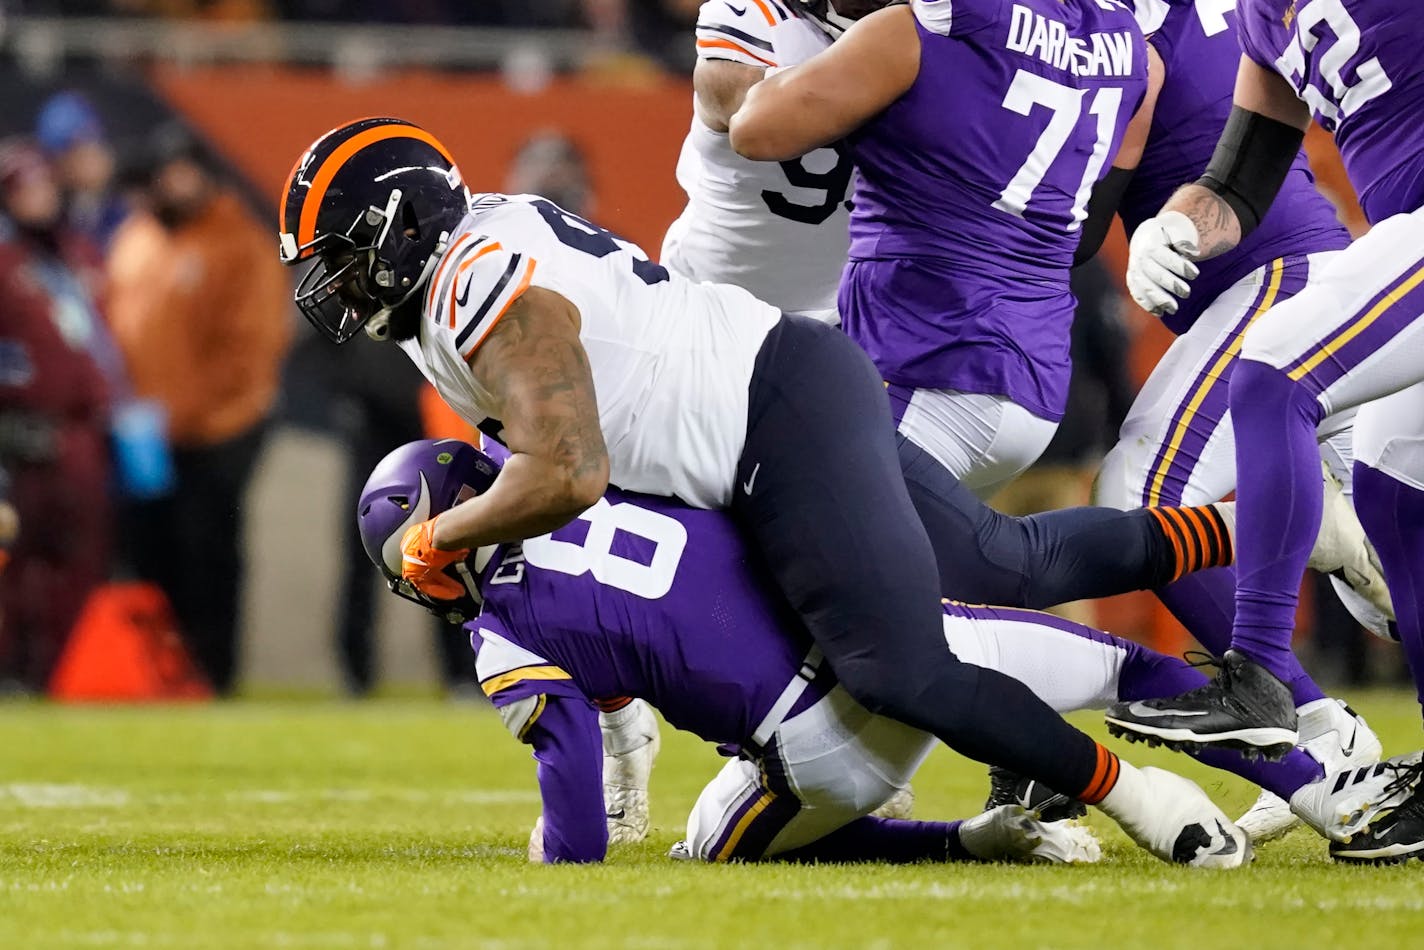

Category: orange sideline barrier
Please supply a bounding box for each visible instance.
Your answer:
[50,582,212,702]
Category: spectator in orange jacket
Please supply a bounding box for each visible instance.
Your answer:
[107,127,292,695]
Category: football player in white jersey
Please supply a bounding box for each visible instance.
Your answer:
[662,0,851,323]
[278,117,1254,862]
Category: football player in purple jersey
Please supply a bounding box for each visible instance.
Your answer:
[1113,0,1424,862]
[682,0,1263,694]
[1073,0,1385,844]
[732,0,1148,496]
[354,439,1415,864]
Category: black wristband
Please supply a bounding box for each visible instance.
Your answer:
[1195,106,1304,239]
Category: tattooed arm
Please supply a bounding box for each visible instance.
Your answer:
[431,286,610,550]
[1157,185,1244,261]
[1159,55,1312,262]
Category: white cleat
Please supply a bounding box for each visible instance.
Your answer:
[871,785,915,820]
[1291,752,1424,842]
[1308,461,1394,622]
[1097,764,1252,868]
[1238,699,1383,844]
[601,699,661,846]
[958,804,1103,864]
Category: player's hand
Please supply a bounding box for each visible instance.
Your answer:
[1126,210,1201,316]
[399,516,469,601]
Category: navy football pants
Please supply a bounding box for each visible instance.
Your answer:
[733,315,1104,797]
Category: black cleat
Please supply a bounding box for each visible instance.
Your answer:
[1330,762,1424,865]
[984,766,1086,822]
[1104,650,1298,759]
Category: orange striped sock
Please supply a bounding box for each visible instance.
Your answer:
[1077,742,1122,805]
[1147,504,1234,581]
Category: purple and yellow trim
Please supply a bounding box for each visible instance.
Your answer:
[480,664,573,697]
[1283,258,1424,393]
[1141,256,1308,506]
[708,747,802,862]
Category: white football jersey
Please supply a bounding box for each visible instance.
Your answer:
[399,193,780,509]
[661,0,851,324]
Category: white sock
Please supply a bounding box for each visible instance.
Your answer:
[1094,758,1147,824]
[599,700,653,756]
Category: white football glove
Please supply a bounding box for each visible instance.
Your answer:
[1126,210,1202,316]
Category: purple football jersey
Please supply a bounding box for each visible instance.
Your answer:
[474,487,815,746]
[841,0,1147,421]
[1121,1,1348,334]
[1238,0,1424,224]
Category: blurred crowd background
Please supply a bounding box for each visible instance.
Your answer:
[0,1,1400,700]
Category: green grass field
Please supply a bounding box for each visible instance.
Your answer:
[3,691,1422,950]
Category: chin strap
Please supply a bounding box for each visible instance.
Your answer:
[365,230,452,342]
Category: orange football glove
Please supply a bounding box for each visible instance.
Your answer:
[399,516,470,601]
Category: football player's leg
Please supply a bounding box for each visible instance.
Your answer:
[1229,220,1424,686]
[737,317,1133,811]
[942,603,1322,803]
[685,691,1094,865]
[1094,258,1329,709]
[740,320,1253,867]
[597,697,660,845]
[1353,389,1424,707]
[1328,391,1424,861]
[1111,214,1424,754]
[889,387,1057,499]
[898,431,1230,609]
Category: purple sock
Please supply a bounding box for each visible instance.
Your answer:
[1114,638,1323,798]
[1228,360,1326,682]
[773,816,962,864]
[1158,568,1326,706]
[1190,745,1323,800]
[1352,462,1424,711]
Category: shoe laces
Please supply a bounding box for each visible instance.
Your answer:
[1181,650,1222,671]
[1381,759,1424,804]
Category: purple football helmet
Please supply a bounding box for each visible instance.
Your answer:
[357,438,500,623]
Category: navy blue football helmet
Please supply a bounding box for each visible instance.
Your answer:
[278,117,470,344]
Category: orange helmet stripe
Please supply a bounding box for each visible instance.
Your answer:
[292,122,458,251]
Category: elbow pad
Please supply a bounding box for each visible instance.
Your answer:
[1196,106,1304,240]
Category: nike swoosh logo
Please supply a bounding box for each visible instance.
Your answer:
[606,809,626,820]
[1124,702,1210,718]
[1210,820,1239,856]
[1341,721,1359,757]
[742,462,760,495]
[727,3,747,14]
[455,273,475,308]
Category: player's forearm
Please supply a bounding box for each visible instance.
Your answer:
[729,67,826,161]
[530,698,608,864]
[432,451,605,550]
[1160,184,1243,262]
